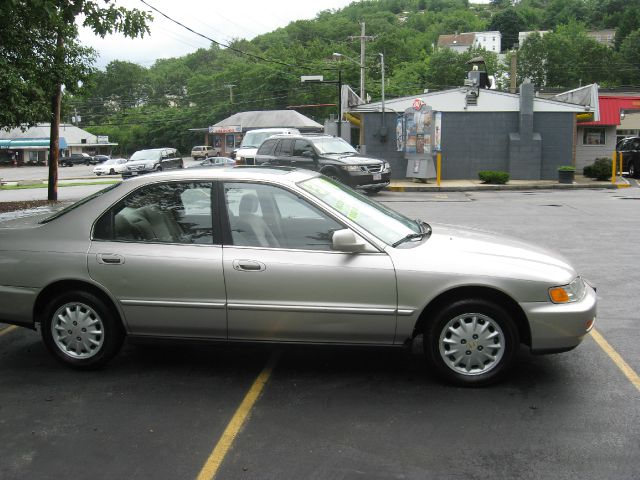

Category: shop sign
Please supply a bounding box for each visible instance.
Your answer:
[209,125,242,134]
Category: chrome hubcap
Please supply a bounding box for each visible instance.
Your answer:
[439,313,504,376]
[51,302,104,359]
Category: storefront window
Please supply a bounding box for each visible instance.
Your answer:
[226,134,236,150]
[583,128,606,145]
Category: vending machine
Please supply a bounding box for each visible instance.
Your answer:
[402,101,437,181]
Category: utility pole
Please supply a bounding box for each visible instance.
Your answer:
[348,22,374,100]
[509,51,517,94]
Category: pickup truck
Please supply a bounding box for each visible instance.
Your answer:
[59,153,93,167]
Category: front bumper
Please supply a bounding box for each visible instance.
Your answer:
[524,283,597,354]
[122,168,153,177]
[344,170,391,188]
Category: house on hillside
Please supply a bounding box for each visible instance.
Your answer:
[587,29,616,48]
[0,124,116,166]
[518,30,550,47]
[190,110,323,156]
[437,31,501,53]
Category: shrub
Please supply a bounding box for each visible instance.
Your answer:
[478,170,509,184]
[583,158,611,180]
[558,165,576,171]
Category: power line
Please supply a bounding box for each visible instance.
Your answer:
[139,0,331,72]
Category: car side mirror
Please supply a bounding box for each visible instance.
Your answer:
[332,229,366,253]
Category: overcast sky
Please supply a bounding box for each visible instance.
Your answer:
[79,0,356,69]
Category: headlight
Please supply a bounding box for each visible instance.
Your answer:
[341,165,360,172]
[146,162,155,169]
[549,277,586,303]
[383,162,390,170]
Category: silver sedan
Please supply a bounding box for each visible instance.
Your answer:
[0,168,596,386]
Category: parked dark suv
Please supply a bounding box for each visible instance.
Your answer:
[60,153,93,167]
[121,148,183,178]
[617,136,640,178]
[255,134,391,193]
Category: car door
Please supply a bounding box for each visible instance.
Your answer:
[290,139,318,171]
[272,138,294,167]
[88,181,227,338]
[159,149,173,169]
[221,181,398,344]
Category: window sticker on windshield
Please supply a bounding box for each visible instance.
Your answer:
[347,207,359,221]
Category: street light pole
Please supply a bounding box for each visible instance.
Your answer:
[379,53,385,127]
[338,68,343,139]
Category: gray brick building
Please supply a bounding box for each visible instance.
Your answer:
[348,84,588,180]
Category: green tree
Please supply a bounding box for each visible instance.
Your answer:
[516,32,547,88]
[617,29,640,84]
[489,8,527,51]
[0,0,150,200]
[518,22,616,89]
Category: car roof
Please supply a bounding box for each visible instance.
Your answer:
[121,166,318,186]
[269,133,334,140]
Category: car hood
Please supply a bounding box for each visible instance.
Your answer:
[236,147,259,156]
[323,153,383,165]
[388,223,576,286]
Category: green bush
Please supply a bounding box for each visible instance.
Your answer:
[478,170,509,184]
[583,158,611,180]
[558,165,576,171]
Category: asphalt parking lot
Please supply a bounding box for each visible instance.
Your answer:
[1,185,639,479]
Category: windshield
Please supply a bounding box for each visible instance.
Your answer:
[129,149,160,161]
[240,132,280,149]
[298,177,421,245]
[310,137,358,155]
[40,183,123,224]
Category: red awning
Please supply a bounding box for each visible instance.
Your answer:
[581,96,640,126]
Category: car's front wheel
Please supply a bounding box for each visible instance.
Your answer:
[41,290,124,369]
[629,161,637,178]
[424,298,519,387]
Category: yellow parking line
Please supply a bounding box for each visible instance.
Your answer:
[0,325,17,337]
[591,329,640,392]
[196,350,280,480]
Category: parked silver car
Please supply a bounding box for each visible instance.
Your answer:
[0,168,596,386]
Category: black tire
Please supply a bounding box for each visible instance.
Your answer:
[424,298,519,387]
[630,161,637,179]
[41,290,124,369]
[156,165,163,172]
[96,172,102,176]
[109,169,115,175]
[364,187,384,195]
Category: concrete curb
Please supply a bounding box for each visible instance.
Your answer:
[386,182,623,192]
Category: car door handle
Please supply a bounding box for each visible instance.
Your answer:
[97,253,125,265]
[232,260,266,272]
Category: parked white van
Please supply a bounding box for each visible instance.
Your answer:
[235,128,300,165]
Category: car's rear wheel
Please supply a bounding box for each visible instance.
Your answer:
[109,168,115,175]
[96,172,102,176]
[424,298,519,387]
[41,291,124,369]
